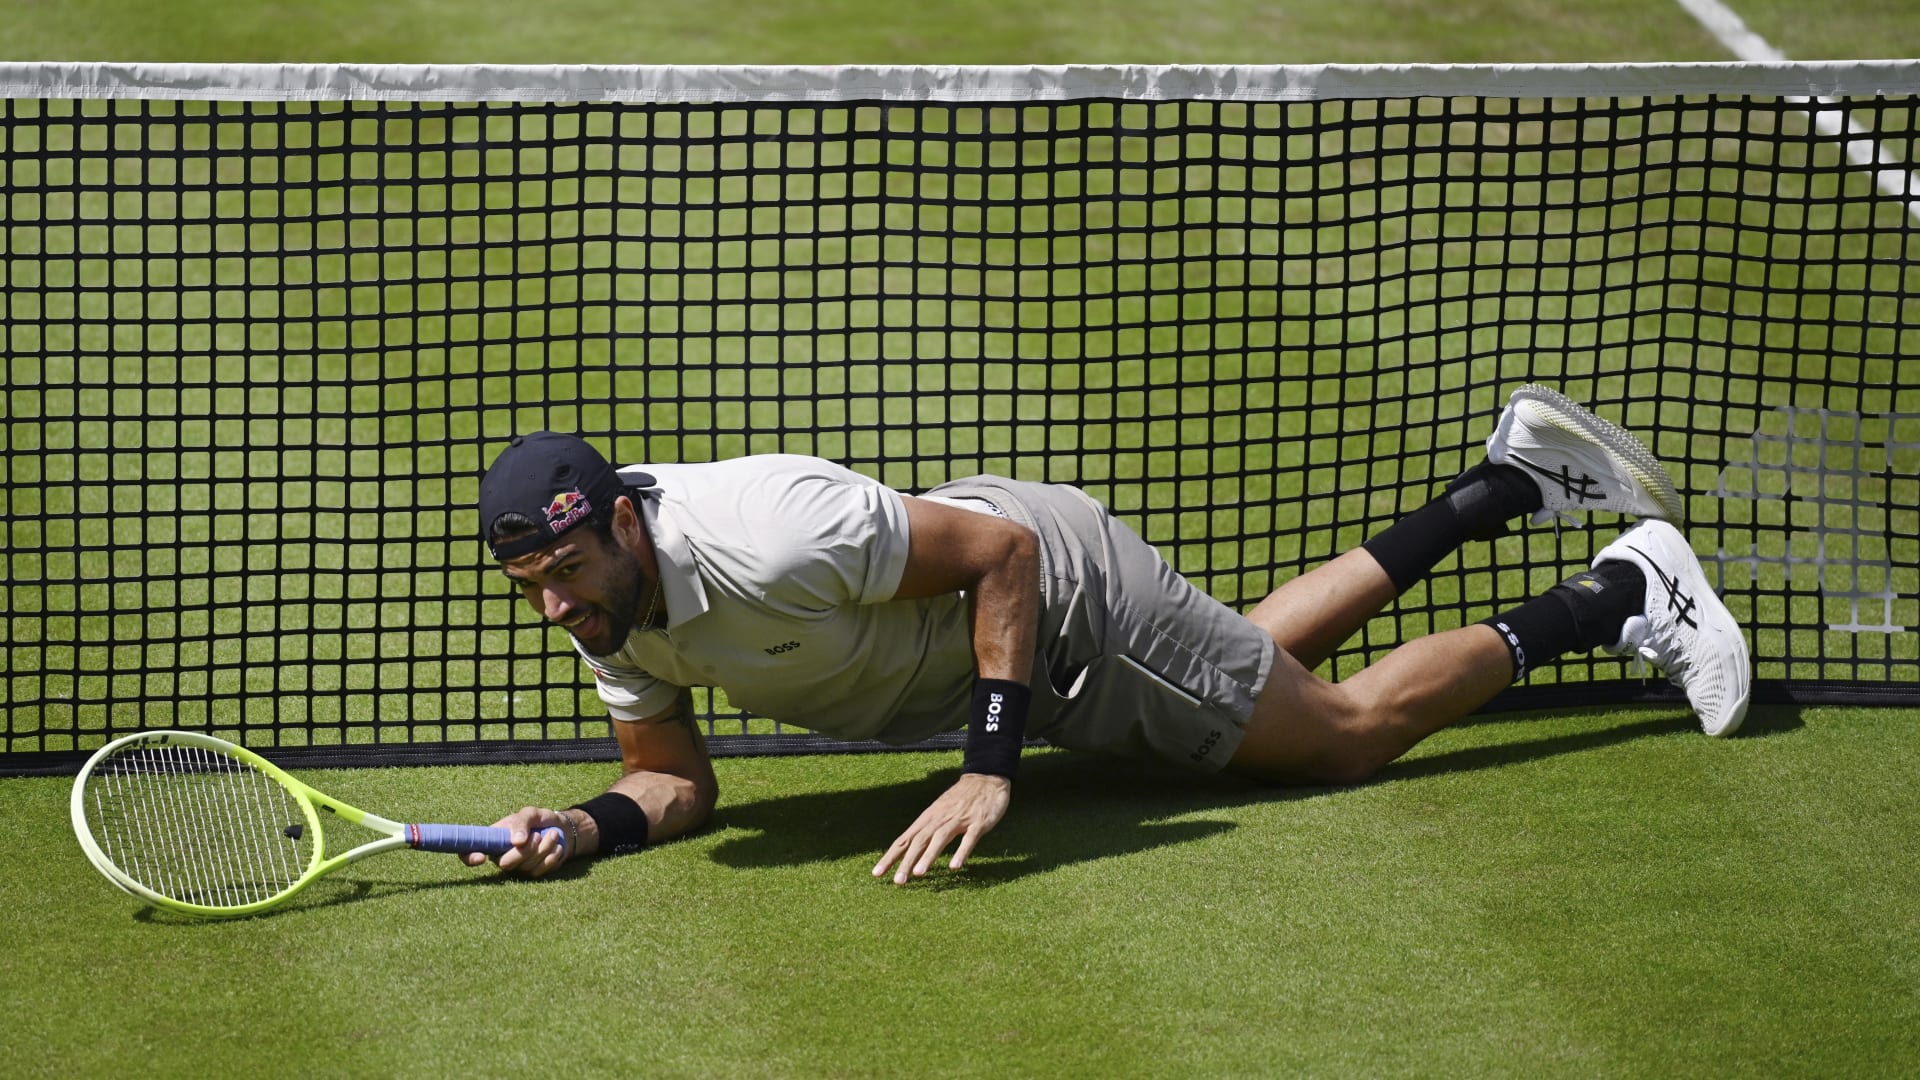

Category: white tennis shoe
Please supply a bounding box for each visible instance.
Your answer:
[1593,519,1752,737]
[1486,384,1686,526]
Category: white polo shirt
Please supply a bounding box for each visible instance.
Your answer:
[574,455,978,743]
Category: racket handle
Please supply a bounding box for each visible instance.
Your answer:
[407,824,565,856]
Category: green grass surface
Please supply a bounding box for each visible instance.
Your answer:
[6,0,1920,64]
[0,0,1756,65]
[8,704,1919,1077]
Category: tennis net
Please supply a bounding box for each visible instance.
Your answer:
[3,62,1916,771]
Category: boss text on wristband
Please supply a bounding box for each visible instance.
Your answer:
[961,678,1031,779]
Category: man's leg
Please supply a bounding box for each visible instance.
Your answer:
[1227,623,1510,786]
[1244,461,1541,670]
[1228,516,1754,785]
[1231,505,1651,784]
[1228,562,1645,785]
[1248,384,1686,671]
[1227,385,1710,785]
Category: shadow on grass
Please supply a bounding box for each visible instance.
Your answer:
[128,850,600,925]
[1458,701,1807,739]
[709,752,1258,888]
[1381,704,1803,781]
[1715,704,1807,739]
[707,703,1784,886]
[129,706,1804,918]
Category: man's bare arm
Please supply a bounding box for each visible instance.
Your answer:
[579,688,719,854]
[874,496,1041,884]
[888,496,1039,685]
[471,688,719,875]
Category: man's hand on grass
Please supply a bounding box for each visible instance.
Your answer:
[872,773,1011,885]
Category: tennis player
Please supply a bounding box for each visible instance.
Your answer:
[467,386,1750,884]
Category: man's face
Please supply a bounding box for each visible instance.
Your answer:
[498,525,648,656]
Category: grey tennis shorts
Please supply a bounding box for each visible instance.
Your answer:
[926,475,1276,773]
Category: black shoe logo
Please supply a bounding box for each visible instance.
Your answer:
[1627,543,1699,629]
[1509,452,1604,504]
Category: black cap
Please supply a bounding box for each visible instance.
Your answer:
[477,432,651,561]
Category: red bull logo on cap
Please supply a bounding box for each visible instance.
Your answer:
[544,489,592,534]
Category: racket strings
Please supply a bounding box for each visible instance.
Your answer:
[88,744,314,907]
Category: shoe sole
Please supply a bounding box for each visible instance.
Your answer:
[1507,384,1687,525]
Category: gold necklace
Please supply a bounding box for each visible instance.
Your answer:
[637,576,663,631]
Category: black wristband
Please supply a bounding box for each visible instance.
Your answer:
[569,792,650,857]
[961,678,1031,780]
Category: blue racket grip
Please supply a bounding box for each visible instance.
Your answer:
[408,824,565,856]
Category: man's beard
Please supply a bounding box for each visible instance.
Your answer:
[570,555,650,656]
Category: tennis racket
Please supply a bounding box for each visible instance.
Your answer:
[71,729,562,918]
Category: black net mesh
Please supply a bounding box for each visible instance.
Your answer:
[4,91,1917,770]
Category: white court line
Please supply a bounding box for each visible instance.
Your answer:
[1672,0,1786,62]
[1676,0,1920,223]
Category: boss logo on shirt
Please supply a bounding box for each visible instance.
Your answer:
[763,640,801,656]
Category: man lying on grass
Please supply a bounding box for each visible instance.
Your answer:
[466,385,1750,884]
